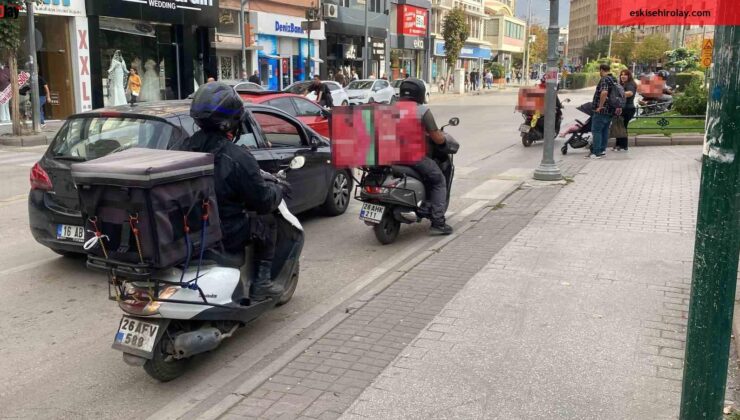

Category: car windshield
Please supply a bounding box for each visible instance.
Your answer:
[50,117,176,161]
[285,81,312,94]
[234,82,263,91]
[347,81,374,90]
[392,80,403,88]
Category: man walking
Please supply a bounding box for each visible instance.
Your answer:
[248,71,260,84]
[587,63,618,159]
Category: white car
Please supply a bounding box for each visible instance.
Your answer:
[346,79,396,105]
[284,80,350,107]
[391,79,430,103]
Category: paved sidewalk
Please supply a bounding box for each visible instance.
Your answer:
[341,147,708,419]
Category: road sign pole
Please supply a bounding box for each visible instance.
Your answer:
[679,22,740,420]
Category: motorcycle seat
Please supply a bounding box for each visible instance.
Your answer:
[202,248,245,268]
[391,165,423,180]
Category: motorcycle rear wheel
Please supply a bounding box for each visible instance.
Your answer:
[521,133,534,147]
[373,212,400,245]
[143,333,189,382]
[277,262,299,306]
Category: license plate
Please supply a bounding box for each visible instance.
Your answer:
[114,316,160,353]
[56,224,84,242]
[519,124,531,133]
[359,203,385,224]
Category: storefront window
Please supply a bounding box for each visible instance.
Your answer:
[99,17,181,106]
[217,9,240,35]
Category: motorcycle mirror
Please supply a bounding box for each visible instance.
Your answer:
[448,117,460,127]
[290,156,306,170]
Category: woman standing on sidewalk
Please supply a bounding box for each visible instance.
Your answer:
[614,69,637,152]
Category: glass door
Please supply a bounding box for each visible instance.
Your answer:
[156,26,180,100]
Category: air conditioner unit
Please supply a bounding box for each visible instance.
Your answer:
[323,3,338,19]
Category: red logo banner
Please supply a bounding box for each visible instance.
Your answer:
[598,0,738,25]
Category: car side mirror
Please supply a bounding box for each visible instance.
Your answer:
[310,136,320,150]
[290,156,306,170]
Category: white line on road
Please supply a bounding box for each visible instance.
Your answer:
[0,155,40,165]
[0,256,58,277]
[0,194,28,208]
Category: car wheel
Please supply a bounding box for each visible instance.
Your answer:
[322,170,351,216]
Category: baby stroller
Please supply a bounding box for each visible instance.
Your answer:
[559,102,593,155]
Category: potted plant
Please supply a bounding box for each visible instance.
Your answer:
[490,63,506,84]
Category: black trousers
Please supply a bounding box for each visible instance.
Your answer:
[412,157,447,224]
[226,214,277,262]
[616,107,636,150]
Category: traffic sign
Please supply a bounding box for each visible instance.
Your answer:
[701,38,714,67]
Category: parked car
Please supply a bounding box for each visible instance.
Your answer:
[238,91,331,138]
[391,79,430,103]
[28,101,353,256]
[345,79,396,105]
[284,80,350,107]
[186,80,264,99]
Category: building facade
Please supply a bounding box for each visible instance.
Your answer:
[483,0,525,75]
[567,0,598,64]
[430,0,492,83]
[389,0,432,81]
[558,26,569,64]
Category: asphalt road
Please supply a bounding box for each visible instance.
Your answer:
[0,90,593,419]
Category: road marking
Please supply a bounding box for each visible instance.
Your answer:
[454,166,478,177]
[0,194,27,208]
[463,179,521,200]
[496,167,534,180]
[455,200,488,220]
[0,256,58,276]
[0,154,40,166]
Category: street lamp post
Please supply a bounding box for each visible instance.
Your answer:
[240,0,247,77]
[26,0,40,133]
[523,0,532,85]
[533,0,562,181]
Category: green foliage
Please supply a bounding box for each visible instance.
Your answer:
[582,37,609,61]
[442,7,469,72]
[674,71,705,92]
[567,72,601,89]
[528,24,548,64]
[584,59,626,75]
[611,32,637,65]
[489,63,505,79]
[0,0,24,55]
[673,79,708,116]
[635,34,670,65]
[664,47,700,71]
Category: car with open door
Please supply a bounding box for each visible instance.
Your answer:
[29,101,352,256]
[237,91,331,138]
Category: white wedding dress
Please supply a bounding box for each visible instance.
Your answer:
[139,59,161,102]
[107,59,127,106]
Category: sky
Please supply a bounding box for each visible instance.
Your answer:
[515,0,571,27]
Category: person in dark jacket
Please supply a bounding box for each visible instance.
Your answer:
[179,82,284,301]
[614,69,637,151]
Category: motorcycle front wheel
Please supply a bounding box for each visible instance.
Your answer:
[373,211,400,245]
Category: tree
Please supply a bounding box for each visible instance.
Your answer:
[442,7,469,75]
[582,37,609,62]
[611,32,637,65]
[635,33,670,66]
[528,24,548,65]
[665,47,700,72]
[0,0,24,136]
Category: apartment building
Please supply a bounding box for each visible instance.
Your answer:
[483,0,525,75]
[567,0,598,64]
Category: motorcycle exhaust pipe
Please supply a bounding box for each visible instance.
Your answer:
[173,325,238,359]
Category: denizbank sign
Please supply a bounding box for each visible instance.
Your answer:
[252,11,325,40]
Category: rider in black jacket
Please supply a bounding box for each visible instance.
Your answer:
[178,82,284,301]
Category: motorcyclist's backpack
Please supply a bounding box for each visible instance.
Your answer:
[608,78,626,109]
[71,148,222,270]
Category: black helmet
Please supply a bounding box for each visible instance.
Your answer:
[399,78,426,105]
[190,82,244,132]
[656,70,670,80]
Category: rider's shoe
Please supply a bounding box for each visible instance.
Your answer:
[250,260,284,301]
[430,222,454,236]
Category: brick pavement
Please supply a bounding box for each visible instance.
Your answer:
[341,146,706,419]
[220,162,587,420]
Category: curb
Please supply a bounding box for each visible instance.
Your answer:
[0,134,49,147]
[632,134,704,147]
[733,301,740,363]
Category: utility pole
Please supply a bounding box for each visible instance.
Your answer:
[523,0,532,84]
[25,1,40,133]
[240,0,247,77]
[606,27,613,59]
[363,0,369,78]
[533,0,562,181]
[679,21,740,420]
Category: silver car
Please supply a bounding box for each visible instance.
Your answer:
[284,80,350,107]
[391,79,430,104]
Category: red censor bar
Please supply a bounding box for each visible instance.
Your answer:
[598,0,739,25]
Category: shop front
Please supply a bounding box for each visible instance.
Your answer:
[432,40,492,80]
[15,0,88,119]
[390,4,429,80]
[85,0,219,109]
[250,11,324,91]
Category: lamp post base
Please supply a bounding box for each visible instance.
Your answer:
[533,163,563,181]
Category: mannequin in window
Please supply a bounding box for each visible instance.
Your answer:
[139,59,161,102]
[107,50,128,106]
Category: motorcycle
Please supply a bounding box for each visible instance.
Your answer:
[91,157,306,382]
[519,98,569,147]
[356,117,460,245]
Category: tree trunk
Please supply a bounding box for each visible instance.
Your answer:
[8,54,23,136]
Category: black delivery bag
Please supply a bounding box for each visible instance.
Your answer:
[71,148,222,269]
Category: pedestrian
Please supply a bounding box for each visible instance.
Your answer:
[308,75,331,108]
[438,76,446,94]
[506,70,511,84]
[335,69,346,86]
[38,72,50,127]
[613,69,637,152]
[248,70,260,84]
[516,70,522,84]
[587,63,618,159]
[464,72,469,91]
[485,70,493,89]
[368,72,376,80]
[127,68,141,106]
[351,69,359,81]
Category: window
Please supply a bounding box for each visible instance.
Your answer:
[326,82,340,91]
[339,0,349,6]
[252,112,304,148]
[292,98,323,117]
[264,97,297,116]
[51,117,176,161]
[368,0,382,13]
[235,120,258,149]
[376,80,389,89]
[217,9,240,35]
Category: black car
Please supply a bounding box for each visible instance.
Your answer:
[29,101,352,256]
